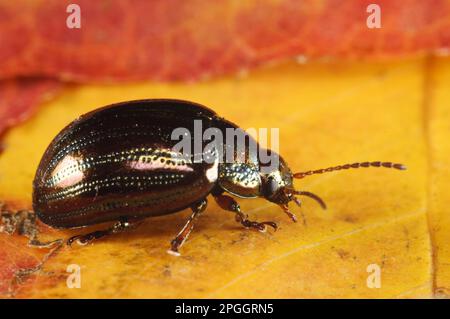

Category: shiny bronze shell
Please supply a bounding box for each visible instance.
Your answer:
[33,99,221,228]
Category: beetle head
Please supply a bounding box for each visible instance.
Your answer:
[260,154,327,214]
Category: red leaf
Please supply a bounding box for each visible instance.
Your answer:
[0,234,44,297]
[0,0,449,82]
[0,79,61,145]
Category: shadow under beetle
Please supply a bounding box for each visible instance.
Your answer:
[30,99,406,255]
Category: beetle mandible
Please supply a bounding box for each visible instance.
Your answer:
[30,99,406,255]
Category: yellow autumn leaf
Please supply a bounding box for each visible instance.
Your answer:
[0,58,444,298]
[429,57,450,297]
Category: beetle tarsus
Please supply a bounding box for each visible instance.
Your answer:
[240,219,278,232]
[168,199,207,255]
[214,194,277,232]
[66,217,138,246]
[280,204,303,224]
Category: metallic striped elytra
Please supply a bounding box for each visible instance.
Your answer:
[33,99,221,229]
[32,99,406,254]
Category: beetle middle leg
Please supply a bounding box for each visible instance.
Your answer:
[168,198,208,256]
[213,194,277,232]
[67,217,141,246]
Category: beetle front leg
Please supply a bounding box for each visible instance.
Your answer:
[213,194,277,232]
[67,217,141,246]
[168,199,207,256]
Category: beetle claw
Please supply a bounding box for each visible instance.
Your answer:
[67,234,95,246]
[77,238,89,246]
[66,237,76,246]
[67,235,85,246]
[280,204,298,223]
[263,221,278,231]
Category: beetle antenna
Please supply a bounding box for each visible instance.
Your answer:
[294,161,406,179]
[292,190,327,210]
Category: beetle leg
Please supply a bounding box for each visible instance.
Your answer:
[168,199,207,256]
[213,194,277,232]
[280,204,299,223]
[279,203,310,226]
[67,217,140,246]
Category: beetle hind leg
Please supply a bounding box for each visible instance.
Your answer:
[67,217,141,246]
[168,199,207,256]
[213,194,277,232]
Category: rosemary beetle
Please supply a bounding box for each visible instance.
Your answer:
[29,99,406,255]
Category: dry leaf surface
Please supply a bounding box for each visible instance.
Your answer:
[1,58,444,298]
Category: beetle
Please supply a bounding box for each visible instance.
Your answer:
[31,99,406,255]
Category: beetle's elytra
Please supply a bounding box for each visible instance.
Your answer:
[32,99,406,255]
